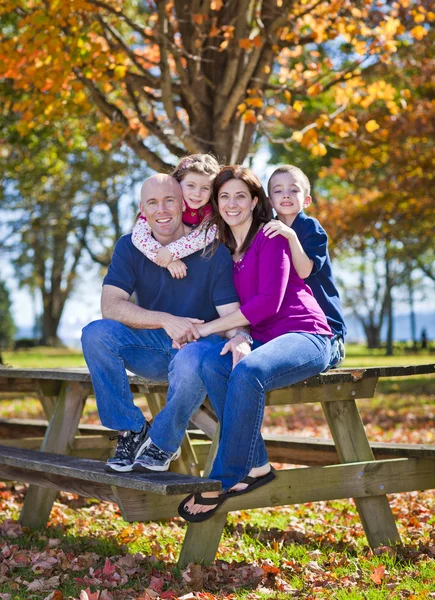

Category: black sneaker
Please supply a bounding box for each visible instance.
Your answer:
[133,438,181,472]
[105,422,150,473]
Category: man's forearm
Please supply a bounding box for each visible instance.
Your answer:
[102,296,168,330]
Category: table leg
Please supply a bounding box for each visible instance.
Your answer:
[322,398,401,548]
[178,511,228,567]
[20,381,90,527]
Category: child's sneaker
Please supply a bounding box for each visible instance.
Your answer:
[133,438,181,472]
[105,422,150,473]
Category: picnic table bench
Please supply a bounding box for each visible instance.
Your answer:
[0,363,434,567]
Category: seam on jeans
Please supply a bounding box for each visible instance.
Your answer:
[243,388,266,482]
[117,343,167,430]
[262,336,329,388]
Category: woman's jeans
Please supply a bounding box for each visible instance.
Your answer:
[201,333,331,490]
[81,319,224,452]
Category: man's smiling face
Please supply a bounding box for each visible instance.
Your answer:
[140,175,186,244]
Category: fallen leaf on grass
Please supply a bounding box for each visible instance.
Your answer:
[25,575,61,591]
[0,520,23,538]
[0,594,11,600]
[374,545,395,557]
[43,590,64,600]
[182,563,204,591]
[370,564,386,585]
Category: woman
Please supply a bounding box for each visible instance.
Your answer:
[179,166,332,522]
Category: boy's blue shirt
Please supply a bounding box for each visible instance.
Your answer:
[103,234,239,323]
[290,211,347,338]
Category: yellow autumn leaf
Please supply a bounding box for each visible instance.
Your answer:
[114,65,126,79]
[292,131,303,142]
[311,143,327,157]
[365,119,380,133]
[237,102,247,115]
[293,100,303,113]
[410,25,428,40]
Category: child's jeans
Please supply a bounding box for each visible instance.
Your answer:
[327,334,345,369]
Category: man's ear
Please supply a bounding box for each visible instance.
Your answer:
[139,202,145,216]
[303,195,312,209]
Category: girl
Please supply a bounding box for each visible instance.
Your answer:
[177,165,332,522]
[132,154,218,278]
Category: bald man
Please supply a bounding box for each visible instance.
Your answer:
[82,174,242,473]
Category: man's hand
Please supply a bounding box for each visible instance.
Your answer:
[220,334,252,369]
[263,219,296,240]
[155,247,174,267]
[168,259,188,279]
[161,314,204,348]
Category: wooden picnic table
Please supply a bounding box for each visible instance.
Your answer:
[0,363,435,567]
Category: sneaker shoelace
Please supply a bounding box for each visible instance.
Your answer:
[110,431,137,460]
[145,442,172,461]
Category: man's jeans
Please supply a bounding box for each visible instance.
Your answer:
[81,319,224,452]
[200,332,331,490]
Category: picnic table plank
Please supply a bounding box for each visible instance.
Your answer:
[0,445,221,494]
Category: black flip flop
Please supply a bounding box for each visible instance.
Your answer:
[178,492,228,523]
[225,468,276,498]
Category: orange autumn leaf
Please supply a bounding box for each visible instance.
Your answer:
[242,109,256,124]
[192,13,208,24]
[370,564,386,585]
[239,38,252,50]
[211,0,223,9]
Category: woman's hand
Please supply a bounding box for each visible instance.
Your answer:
[168,260,188,279]
[263,219,296,240]
[220,334,252,369]
[196,322,213,338]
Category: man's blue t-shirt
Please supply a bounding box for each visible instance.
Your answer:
[291,212,347,338]
[103,235,239,321]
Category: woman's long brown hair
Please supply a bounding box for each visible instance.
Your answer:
[206,165,272,256]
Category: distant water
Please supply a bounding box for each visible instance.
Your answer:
[343,311,435,343]
[15,310,435,347]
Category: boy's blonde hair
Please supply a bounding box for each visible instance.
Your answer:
[171,154,220,182]
[268,165,311,197]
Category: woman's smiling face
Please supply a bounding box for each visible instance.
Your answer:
[217,179,258,228]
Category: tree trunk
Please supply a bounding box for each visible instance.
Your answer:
[385,257,394,356]
[408,269,417,346]
[363,324,381,349]
[40,292,65,347]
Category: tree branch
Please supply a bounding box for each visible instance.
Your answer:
[217,44,263,130]
[156,0,202,154]
[75,71,174,171]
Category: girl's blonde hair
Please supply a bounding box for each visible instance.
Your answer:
[171,154,220,182]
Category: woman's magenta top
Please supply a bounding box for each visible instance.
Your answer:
[234,229,332,343]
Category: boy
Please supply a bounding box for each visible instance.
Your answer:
[264,165,346,369]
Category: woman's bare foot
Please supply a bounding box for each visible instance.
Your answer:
[183,491,221,515]
[183,464,272,516]
[229,463,271,493]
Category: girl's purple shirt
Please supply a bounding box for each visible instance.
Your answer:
[234,228,332,343]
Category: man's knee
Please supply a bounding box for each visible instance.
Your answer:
[81,319,123,355]
[169,342,206,380]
